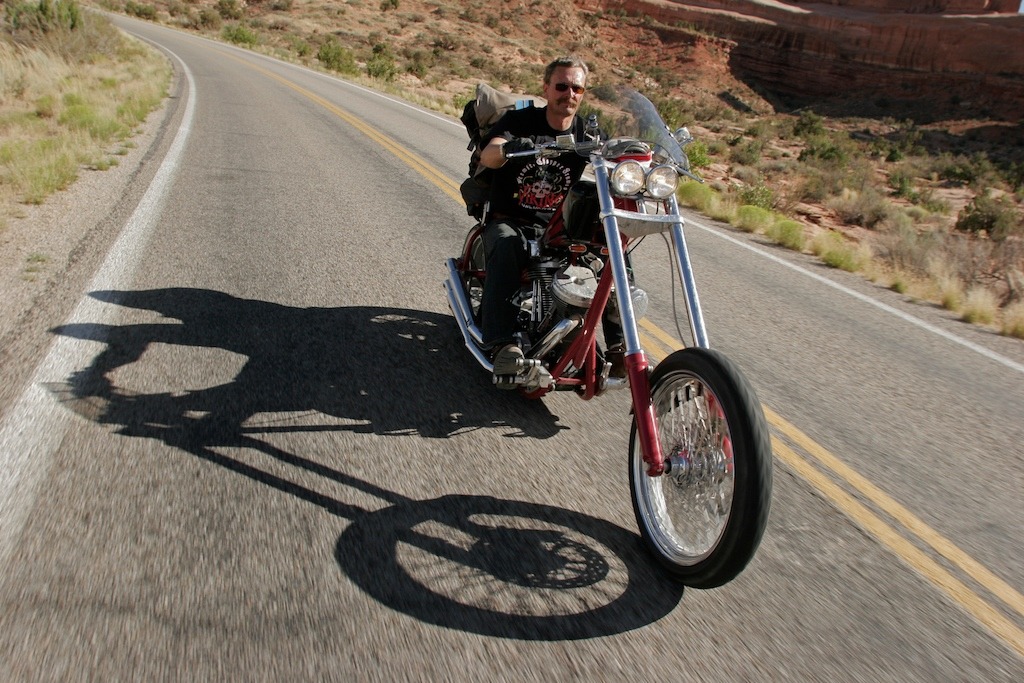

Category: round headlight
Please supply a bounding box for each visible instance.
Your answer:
[610,160,645,195]
[646,165,679,199]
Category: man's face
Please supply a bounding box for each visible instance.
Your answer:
[543,66,586,119]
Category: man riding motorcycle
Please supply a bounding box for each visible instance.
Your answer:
[476,56,624,386]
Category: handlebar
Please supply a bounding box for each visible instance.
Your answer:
[504,137,601,160]
[505,137,701,182]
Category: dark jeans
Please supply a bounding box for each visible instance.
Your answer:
[481,217,529,348]
[480,217,624,351]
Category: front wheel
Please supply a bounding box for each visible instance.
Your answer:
[629,348,772,588]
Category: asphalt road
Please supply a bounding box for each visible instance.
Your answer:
[0,16,1022,681]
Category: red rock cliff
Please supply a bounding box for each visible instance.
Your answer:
[579,0,1024,121]
[790,1,1019,13]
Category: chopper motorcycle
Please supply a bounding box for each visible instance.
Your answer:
[443,90,772,587]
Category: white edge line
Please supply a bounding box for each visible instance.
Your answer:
[0,47,197,569]
[687,216,1024,375]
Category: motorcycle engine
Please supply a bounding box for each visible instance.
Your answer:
[550,264,598,317]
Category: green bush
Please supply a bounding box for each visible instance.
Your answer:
[6,0,82,31]
[216,0,243,20]
[767,219,806,251]
[829,187,890,229]
[729,138,763,167]
[888,167,917,200]
[734,205,773,232]
[955,192,1021,241]
[123,1,155,20]
[366,43,396,81]
[812,231,863,272]
[739,182,774,210]
[222,23,257,46]
[290,36,311,57]
[677,180,716,213]
[799,139,849,166]
[793,110,825,139]
[317,39,357,74]
[685,139,710,169]
[197,8,221,29]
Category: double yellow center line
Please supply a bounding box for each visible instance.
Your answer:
[231,52,1024,659]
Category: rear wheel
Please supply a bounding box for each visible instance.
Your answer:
[629,348,772,587]
[461,233,485,324]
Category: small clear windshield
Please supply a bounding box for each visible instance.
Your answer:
[594,88,691,172]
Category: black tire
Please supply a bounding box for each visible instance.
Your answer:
[629,347,772,587]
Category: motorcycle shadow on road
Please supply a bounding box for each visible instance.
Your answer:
[50,287,563,440]
[48,287,683,640]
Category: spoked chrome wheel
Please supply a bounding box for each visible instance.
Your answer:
[629,348,772,588]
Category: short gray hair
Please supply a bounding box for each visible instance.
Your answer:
[544,56,589,84]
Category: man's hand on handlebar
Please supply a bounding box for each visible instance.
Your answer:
[503,137,536,157]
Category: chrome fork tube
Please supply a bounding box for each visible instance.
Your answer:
[593,162,643,356]
[593,160,665,474]
[666,195,709,349]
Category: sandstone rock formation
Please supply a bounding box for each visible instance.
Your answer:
[790,1,1019,13]
[579,0,1024,121]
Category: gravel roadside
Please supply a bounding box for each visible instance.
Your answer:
[0,65,179,417]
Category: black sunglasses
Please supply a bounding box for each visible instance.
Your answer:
[553,82,586,95]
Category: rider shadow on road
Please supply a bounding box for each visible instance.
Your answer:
[51,287,563,442]
[46,287,684,640]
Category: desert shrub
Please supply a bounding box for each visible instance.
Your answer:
[707,139,728,157]
[290,36,310,57]
[888,167,917,200]
[197,8,221,28]
[655,96,695,130]
[793,110,825,139]
[811,231,863,272]
[705,193,738,223]
[729,138,763,166]
[317,39,357,74]
[366,43,396,81]
[4,0,124,61]
[767,219,806,251]
[828,187,890,228]
[123,1,156,21]
[734,205,773,232]
[6,0,82,30]
[216,0,243,20]
[685,139,710,169]
[405,50,430,78]
[961,286,998,324]
[917,189,950,214]
[799,138,849,166]
[1002,301,1024,338]
[677,180,716,213]
[938,275,965,311]
[955,192,1021,241]
[222,23,257,46]
[876,215,943,276]
[739,181,774,210]
[589,83,619,103]
[935,153,995,187]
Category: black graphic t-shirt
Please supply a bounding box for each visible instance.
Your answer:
[483,106,589,223]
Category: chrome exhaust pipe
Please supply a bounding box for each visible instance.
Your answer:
[444,259,492,371]
[528,316,581,360]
